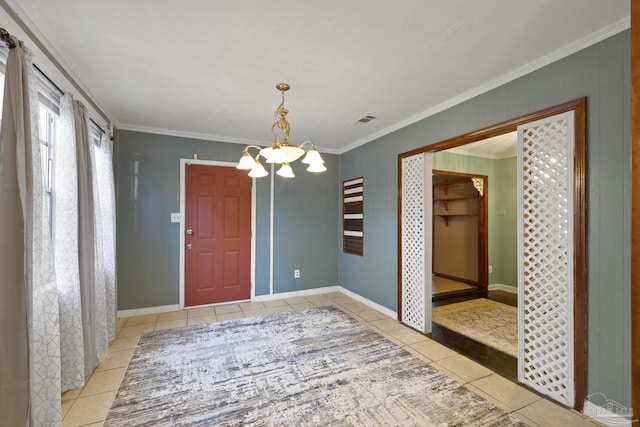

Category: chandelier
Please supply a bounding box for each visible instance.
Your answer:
[236,83,326,178]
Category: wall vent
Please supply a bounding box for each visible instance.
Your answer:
[353,115,377,124]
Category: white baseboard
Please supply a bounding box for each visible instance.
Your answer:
[117,304,180,318]
[488,284,517,293]
[336,286,397,319]
[583,399,633,427]
[117,285,397,320]
[252,285,341,301]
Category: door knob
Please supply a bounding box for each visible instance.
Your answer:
[185,228,194,235]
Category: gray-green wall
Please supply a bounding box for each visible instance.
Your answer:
[114,130,339,310]
[339,31,630,407]
[433,152,517,287]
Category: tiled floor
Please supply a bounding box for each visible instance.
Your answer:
[61,291,602,427]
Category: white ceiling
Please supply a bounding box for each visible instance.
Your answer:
[9,0,629,154]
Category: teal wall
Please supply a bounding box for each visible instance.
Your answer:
[432,152,517,288]
[114,130,339,310]
[339,31,630,407]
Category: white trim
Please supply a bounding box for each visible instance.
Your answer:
[488,284,518,293]
[339,17,630,155]
[116,286,397,320]
[252,285,341,301]
[344,230,363,237]
[269,164,275,295]
[337,287,397,319]
[179,159,257,309]
[117,304,180,318]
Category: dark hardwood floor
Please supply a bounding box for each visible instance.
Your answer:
[429,289,518,382]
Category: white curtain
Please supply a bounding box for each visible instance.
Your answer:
[73,100,113,377]
[0,38,61,426]
[94,131,117,341]
[55,94,85,391]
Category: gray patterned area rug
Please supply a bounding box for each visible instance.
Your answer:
[432,298,518,357]
[104,306,525,426]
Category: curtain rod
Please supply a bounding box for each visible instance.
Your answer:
[0,27,16,49]
[33,64,64,95]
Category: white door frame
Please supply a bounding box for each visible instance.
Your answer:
[179,159,256,308]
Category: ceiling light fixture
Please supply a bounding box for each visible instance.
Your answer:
[236,83,326,178]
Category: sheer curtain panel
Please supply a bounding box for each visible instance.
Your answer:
[55,94,85,391]
[0,37,61,426]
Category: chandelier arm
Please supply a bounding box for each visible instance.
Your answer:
[297,140,316,150]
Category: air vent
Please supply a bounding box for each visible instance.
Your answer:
[353,115,377,124]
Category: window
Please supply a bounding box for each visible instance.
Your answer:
[35,69,62,235]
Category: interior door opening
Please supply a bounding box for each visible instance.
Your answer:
[398,98,586,409]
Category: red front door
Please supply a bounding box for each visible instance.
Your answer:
[184,164,252,306]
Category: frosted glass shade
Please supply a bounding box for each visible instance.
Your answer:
[301,149,324,165]
[307,162,327,173]
[248,162,268,178]
[236,153,255,170]
[276,163,295,178]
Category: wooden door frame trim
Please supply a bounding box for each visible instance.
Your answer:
[397,97,587,410]
[431,169,488,288]
[630,0,639,420]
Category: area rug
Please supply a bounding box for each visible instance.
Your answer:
[104,306,525,426]
[432,298,518,357]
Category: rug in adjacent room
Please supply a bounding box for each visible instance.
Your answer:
[432,298,518,357]
[104,306,525,426]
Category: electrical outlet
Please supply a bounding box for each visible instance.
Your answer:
[170,213,181,223]
[294,269,300,278]
[489,265,493,273]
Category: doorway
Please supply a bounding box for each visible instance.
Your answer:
[398,98,586,409]
[179,160,256,308]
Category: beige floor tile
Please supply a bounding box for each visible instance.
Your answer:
[386,328,428,345]
[80,368,125,397]
[124,314,158,326]
[435,354,493,383]
[312,300,335,307]
[61,387,82,402]
[117,323,155,338]
[516,399,595,427]
[109,335,139,352]
[95,348,134,372]
[115,317,127,328]
[356,309,389,322]
[216,312,246,321]
[283,296,311,305]
[242,308,271,317]
[404,345,432,363]
[61,399,74,418]
[289,302,315,311]
[369,318,407,332]
[214,304,241,314]
[239,302,265,311]
[155,319,188,330]
[263,305,293,314]
[304,295,333,303]
[469,374,540,411]
[380,333,407,347]
[341,302,371,313]
[157,310,188,321]
[428,361,467,385]
[186,306,217,318]
[187,315,218,326]
[62,390,116,427]
[409,339,458,361]
[509,411,542,427]
[261,299,290,307]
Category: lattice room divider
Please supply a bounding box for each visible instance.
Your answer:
[517,111,575,407]
[400,153,432,333]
